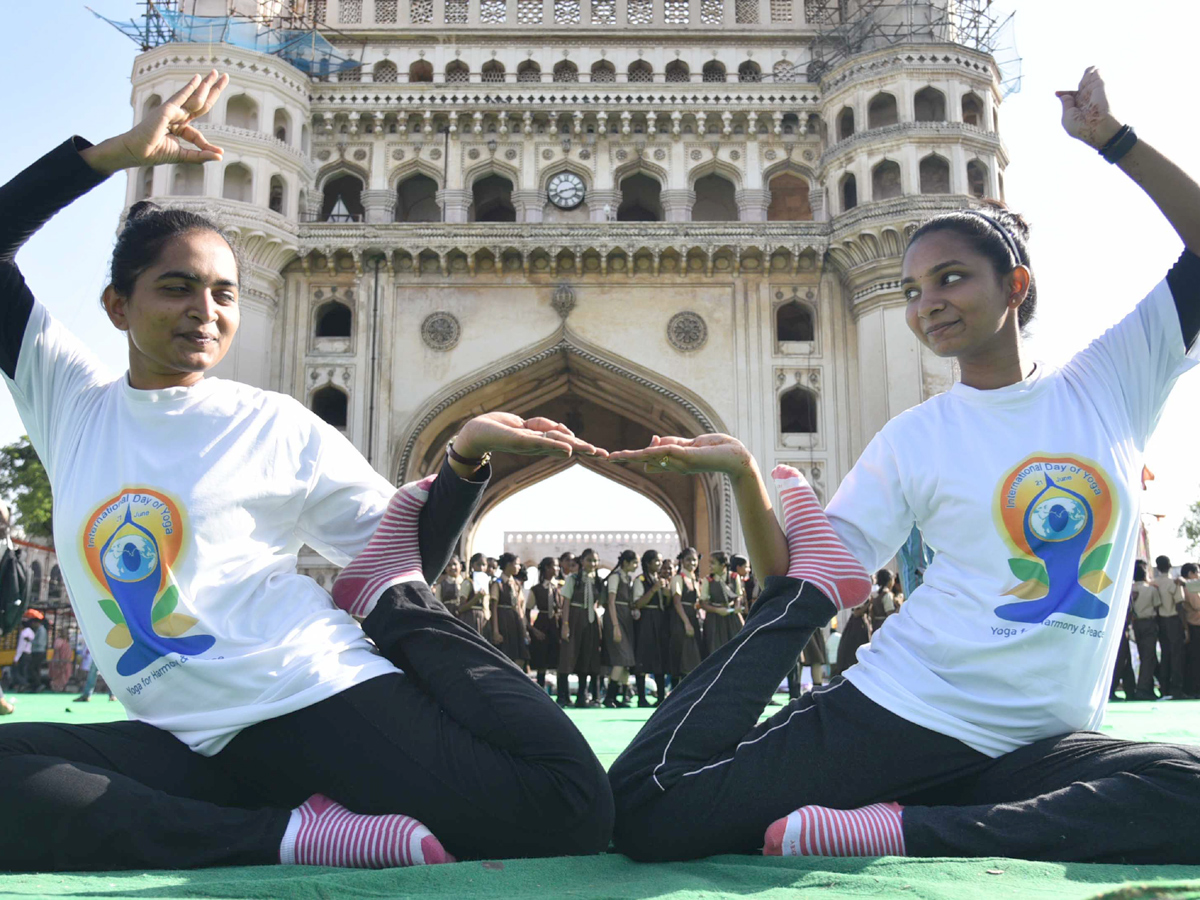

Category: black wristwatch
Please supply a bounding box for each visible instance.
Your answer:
[1098,124,1137,164]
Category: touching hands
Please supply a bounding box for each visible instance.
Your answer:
[606,433,757,480]
[1056,66,1121,150]
[453,412,608,462]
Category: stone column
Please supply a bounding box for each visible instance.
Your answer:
[512,188,544,223]
[588,188,620,222]
[437,188,471,222]
[735,188,769,222]
[660,188,695,222]
[361,188,397,224]
[306,192,323,223]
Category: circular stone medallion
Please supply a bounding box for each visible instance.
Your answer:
[667,311,708,352]
[421,312,461,351]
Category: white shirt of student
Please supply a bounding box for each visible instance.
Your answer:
[15,626,33,661]
[3,303,399,755]
[827,275,1198,757]
[562,572,598,622]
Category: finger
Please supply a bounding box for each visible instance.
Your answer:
[523,416,576,437]
[505,433,575,456]
[184,70,222,113]
[197,73,230,116]
[649,435,696,448]
[174,124,223,155]
[164,74,202,111]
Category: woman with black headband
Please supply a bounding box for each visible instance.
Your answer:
[608,67,1200,865]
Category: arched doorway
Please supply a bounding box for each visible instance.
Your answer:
[396,331,733,561]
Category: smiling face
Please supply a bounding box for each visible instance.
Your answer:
[901,230,1028,367]
[445,558,462,580]
[681,550,698,573]
[103,229,240,390]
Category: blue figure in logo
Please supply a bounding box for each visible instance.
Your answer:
[995,474,1111,623]
[100,506,215,676]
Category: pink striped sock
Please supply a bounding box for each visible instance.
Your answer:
[280,793,453,868]
[331,475,436,619]
[763,802,905,857]
[771,465,871,611]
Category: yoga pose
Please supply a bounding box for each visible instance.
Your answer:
[0,72,613,871]
[608,68,1200,864]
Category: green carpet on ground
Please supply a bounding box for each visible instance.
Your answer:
[3,693,1200,900]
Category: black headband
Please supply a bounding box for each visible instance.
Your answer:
[964,209,1022,269]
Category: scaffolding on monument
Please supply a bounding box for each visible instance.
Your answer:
[805,0,1022,97]
[89,0,365,78]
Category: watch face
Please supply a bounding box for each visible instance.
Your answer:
[548,172,586,210]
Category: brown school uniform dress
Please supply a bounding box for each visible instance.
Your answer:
[634,574,670,674]
[702,576,744,657]
[559,571,603,677]
[456,575,489,634]
[492,579,529,664]
[436,575,464,615]
[603,570,638,669]
[669,573,703,676]
[528,580,562,672]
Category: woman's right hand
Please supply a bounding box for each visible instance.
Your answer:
[82,71,229,175]
[609,433,756,481]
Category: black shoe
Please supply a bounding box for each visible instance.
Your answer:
[1132,691,1158,701]
[638,697,653,708]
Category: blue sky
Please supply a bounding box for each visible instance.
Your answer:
[3,2,1198,559]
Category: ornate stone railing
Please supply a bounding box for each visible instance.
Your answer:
[819,120,1002,166]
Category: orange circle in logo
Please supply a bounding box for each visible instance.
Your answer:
[994,454,1114,559]
[81,489,185,594]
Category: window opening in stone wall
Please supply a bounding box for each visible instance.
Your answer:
[665,60,689,82]
[316,301,353,338]
[222,163,253,203]
[481,0,506,21]
[322,174,365,221]
[841,172,857,210]
[28,561,41,604]
[48,565,63,600]
[919,154,950,194]
[998,171,1005,201]
[867,92,897,129]
[445,60,470,82]
[967,159,988,199]
[338,65,362,82]
[961,92,983,127]
[692,174,738,221]
[311,0,327,22]
[445,0,468,23]
[665,0,689,23]
[777,301,814,342]
[591,60,616,82]
[773,60,795,83]
[767,173,812,221]
[700,0,723,23]
[770,0,792,21]
[735,0,758,23]
[518,0,543,23]
[225,94,258,130]
[591,0,616,23]
[375,0,398,21]
[628,0,652,24]
[339,0,362,23]
[914,86,946,123]
[780,386,816,434]
[837,106,854,140]
[137,167,153,200]
[312,386,348,430]
[553,60,579,82]
[269,175,285,214]
[410,59,433,82]
[172,165,204,196]
[702,60,726,82]
[781,112,799,134]
[872,159,901,200]
[273,109,291,144]
[555,0,581,23]
[481,60,505,81]
[374,60,398,82]
[803,0,838,24]
[410,0,432,22]
[472,174,516,221]
[737,60,761,82]
[617,173,662,221]
[627,60,653,82]
[517,60,542,82]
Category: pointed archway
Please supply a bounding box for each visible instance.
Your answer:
[395,329,734,559]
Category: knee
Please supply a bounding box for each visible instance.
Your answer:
[541,754,615,856]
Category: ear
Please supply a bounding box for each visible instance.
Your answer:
[102,285,131,332]
[1006,265,1032,310]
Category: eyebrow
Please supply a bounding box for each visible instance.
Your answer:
[900,259,966,285]
[154,270,239,288]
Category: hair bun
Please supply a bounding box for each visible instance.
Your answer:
[980,199,1031,242]
[126,200,162,223]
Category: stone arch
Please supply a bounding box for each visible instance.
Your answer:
[28,560,42,604]
[867,91,898,129]
[616,171,664,222]
[221,162,254,203]
[766,172,813,221]
[463,159,522,194]
[395,330,734,557]
[318,166,367,222]
[141,93,162,121]
[914,86,947,122]
[137,167,153,201]
[481,59,505,82]
[961,91,984,127]
[314,299,353,337]
[172,164,204,196]
[540,160,593,193]
[691,173,739,222]
[840,172,857,211]
[387,157,444,192]
[737,60,762,83]
[316,160,371,193]
[918,153,950,194]
[269,173,286,214]
[445,60,470,83]
[553,60,579,82]
[311,384,348,429]
[590,60,616,82]
[470,173,516,222]
[837,106,855,140]
[273,108,292,144]
[687,156,743,192]
[517,60,542,82]
[780,385,817,434]
[224,93,259,130]
[627,60,654,82]
[395,173,441,222]
[374,60,398,82]
[872,158,902,201]
[409,59,434,82]
[967,158,988,199]
[702,60,726,82]
[665,59,690,82]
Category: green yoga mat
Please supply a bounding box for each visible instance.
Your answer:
[2,693,1199,900]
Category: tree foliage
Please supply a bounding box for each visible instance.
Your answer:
[0,436,53,542]
[1181,500,1200,555]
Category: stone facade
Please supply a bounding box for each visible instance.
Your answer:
[124,0,1007,579]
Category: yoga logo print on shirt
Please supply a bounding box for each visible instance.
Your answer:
[992,454,1117,624]
[81,489,216,676]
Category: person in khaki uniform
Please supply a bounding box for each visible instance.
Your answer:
[1130,559,1161,700]
[1152,555,1186,699]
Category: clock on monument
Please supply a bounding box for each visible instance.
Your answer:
[547,171,586,210]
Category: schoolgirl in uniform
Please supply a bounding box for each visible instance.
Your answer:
[632,550,671,707]
[528,556,562,692]
[0,73,614,870]
[602,550,640,707]
[608,68,1200,864]
[434,556,466,616]
[456,552,490,634]
[699,552,744,657]
[558,547,604,707]
[668,548,703,679]
[490,553,529,668]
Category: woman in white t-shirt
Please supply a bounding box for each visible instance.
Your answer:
[608,68,1200,865]
[0,71,613,871]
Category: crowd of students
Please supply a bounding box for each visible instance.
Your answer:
[1115,555,1200,701]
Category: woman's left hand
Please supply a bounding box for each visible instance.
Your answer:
[1056,66,1121,150]
[453,412,608,460]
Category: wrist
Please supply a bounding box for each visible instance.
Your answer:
[452,419,488,460]
[79,137,132,176]
[1087,115,1123,151]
